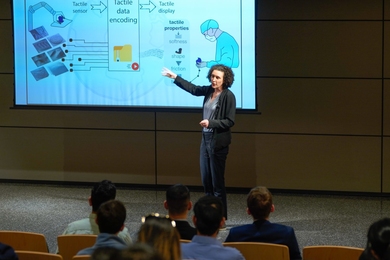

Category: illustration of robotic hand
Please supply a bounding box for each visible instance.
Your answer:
[196,57,207,68]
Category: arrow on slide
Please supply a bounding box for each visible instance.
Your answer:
[91,1,107,13]
[140,1,156,13]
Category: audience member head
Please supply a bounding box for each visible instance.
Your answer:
[164,184,192,217]
[90,180,117,212]
[362,218,390,260]
[137,213,181,260]
[121,243,163,260]
[96,200,126,234]
[90,247,121,260]
[193,195,224,236]
[246,186,274,220]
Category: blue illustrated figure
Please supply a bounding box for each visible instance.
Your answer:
[197,19,239,69]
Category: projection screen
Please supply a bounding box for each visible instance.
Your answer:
[12,0,256,110]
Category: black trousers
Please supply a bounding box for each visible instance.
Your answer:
[200,132,229,219]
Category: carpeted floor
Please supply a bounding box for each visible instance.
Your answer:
[1,182,389,254]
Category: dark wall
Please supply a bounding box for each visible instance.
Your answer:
[1,1,388,193]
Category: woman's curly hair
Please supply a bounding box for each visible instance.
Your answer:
[206,64,235,89]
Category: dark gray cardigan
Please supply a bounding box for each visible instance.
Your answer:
[174,76,236,151]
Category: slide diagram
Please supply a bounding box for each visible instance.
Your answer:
[13,0,256,109]
[28,2,71,81]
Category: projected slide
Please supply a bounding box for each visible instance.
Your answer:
[13,0,256,109]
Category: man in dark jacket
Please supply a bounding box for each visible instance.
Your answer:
[225,186,302,260]
[164,184,196,240]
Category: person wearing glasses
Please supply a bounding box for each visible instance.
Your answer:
[181,196,244,260]
[138,213,181,260]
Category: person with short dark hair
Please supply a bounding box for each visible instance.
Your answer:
[360,218,390,260]
[60,180,132,245]
[225,186,302,260]
[77,200,128,255]
[90,180,116,211]
[181,196,244,260]
[164,184,196,240]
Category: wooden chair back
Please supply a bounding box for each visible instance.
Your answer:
[224,242,290,260]
[0,231,48,252]
[303,245,364,260]
[15,250,63,260]
[180,239,191,243]
[57,235,97,260]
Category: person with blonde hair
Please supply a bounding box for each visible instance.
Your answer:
[137,214,181,260]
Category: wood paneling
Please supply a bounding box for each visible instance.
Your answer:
[256,134,381,192]
[258,0,382,20]
[0,21,13,73]
[63,129,155,184]
[156,132,257,187]
[257,21,382,78]
[254,78,382,135]
[383,137,390,192]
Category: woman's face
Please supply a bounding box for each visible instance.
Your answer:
[210,70,224,91]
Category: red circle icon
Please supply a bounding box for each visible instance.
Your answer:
[132,63,139,70]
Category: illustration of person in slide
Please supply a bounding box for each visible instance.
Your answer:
[196,19,239,69]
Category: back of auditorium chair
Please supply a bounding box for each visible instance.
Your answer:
[15,250,63,260]
[303,245,364,260]
[0,231,48,252]
[57,235,97,260]
[223,242,290,260]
